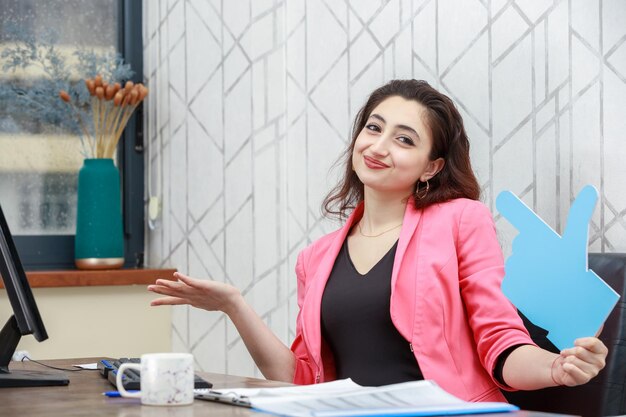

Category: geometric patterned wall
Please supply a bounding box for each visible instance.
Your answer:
[143,0,291,377]
[143,0,626,377]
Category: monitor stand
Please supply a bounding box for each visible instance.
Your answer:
[0,369,70,388]
[0,316,69,388]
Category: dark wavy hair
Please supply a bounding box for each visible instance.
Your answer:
[322,79,480,219]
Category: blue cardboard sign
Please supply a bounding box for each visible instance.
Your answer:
[496,185,620,350]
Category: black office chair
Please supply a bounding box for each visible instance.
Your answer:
[503,253,626,417]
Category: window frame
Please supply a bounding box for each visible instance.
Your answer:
[13,0,145,270]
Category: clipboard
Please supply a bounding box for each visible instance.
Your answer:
[192,380,519,417]
[194,388,252,407]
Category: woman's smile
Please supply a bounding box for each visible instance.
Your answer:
[363,155,390,169]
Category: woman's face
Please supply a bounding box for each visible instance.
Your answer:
[352,95,444,197]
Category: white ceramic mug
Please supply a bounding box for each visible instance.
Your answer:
[116,353,194,406]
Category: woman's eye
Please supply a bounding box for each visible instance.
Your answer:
[365,124,381,132]
[397,136,415,146]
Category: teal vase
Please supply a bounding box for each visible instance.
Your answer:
[75,158,124,269]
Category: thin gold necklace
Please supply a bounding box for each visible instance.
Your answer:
[358,222,402,238]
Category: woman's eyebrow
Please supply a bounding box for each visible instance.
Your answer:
[369,113,421,140]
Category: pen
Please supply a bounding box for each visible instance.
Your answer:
[103,390,139,397]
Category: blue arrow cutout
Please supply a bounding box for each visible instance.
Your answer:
[496,185,620,350]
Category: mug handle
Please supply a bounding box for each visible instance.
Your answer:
[116,363,142,398]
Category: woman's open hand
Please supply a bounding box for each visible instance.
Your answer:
[150,273,296,381]
[552,337,608,386]
[148,272,242,315]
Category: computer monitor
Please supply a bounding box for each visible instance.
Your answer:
[0,203,69,387]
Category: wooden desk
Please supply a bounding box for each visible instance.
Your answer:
[2,358,575,417]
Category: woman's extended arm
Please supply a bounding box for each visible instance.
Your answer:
[455,201,608,390]
[502,337,607,390]
[148,272,296,382]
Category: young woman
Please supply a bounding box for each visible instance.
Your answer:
[148,80,607,402]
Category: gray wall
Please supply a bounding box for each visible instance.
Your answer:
[143,0,626,376]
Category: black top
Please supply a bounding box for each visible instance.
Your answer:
[320,239,423,386]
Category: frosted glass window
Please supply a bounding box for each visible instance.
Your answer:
[0,0,118,235]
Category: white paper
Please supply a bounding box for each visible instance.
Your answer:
[195,379,361,407]
[73,362,98,370]
[196,379,518,417]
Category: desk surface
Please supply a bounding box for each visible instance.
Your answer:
[2,358,575,417]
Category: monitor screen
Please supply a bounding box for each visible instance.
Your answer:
[0,203,69,387]
[0,204,47,342]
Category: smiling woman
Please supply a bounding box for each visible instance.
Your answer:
[350,96,444,200]
[324,79,480,218]
[148,79,608,403]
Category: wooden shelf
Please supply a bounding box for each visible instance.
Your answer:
[0,268,177,288]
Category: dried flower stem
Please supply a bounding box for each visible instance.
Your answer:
[60,75,148,159]
[59,90,95,156]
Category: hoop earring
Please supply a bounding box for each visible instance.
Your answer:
[415,180,429,200]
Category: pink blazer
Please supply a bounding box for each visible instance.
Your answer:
[290,198,535,402]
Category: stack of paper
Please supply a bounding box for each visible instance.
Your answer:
[195,379,518,417]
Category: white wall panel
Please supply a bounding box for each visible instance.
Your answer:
[143,0,626,377]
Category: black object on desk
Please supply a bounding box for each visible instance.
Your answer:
[98,358,212,390]
[0,204,70,388]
